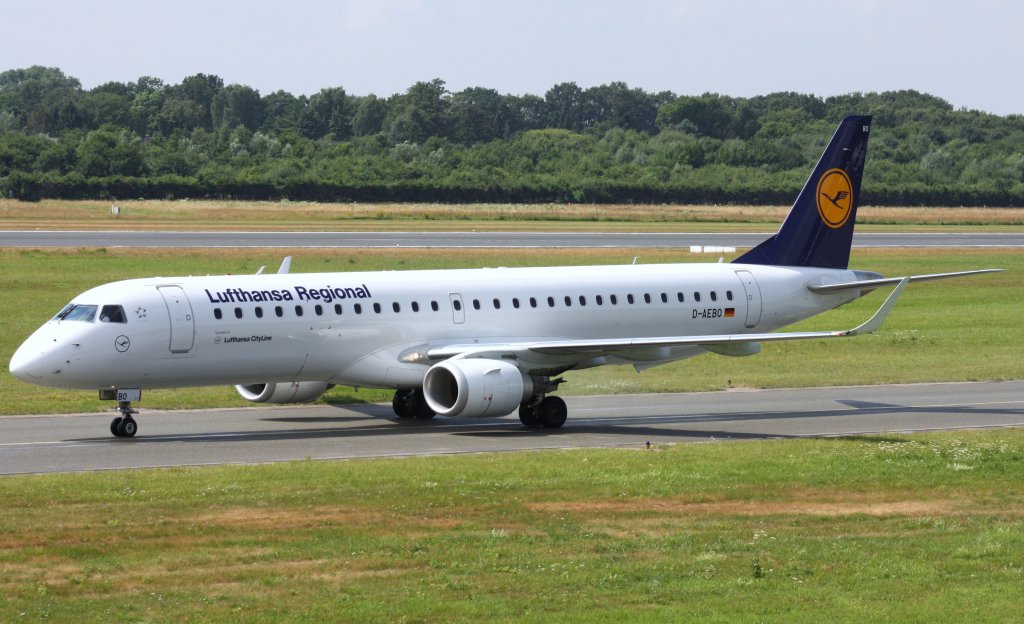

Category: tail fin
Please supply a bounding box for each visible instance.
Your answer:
[733,115,872,269]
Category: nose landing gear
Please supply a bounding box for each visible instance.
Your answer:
[109,401,139,438]
[100,389,141,438]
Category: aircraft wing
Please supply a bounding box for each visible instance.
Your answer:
[807,269,1001,294]
[422,277,909,363]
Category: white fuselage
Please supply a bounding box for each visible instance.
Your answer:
[10,262,860,392]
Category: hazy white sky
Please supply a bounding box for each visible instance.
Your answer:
[4,0,1022,115]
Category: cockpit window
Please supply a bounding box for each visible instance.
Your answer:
[53,304,98,322]
[100,305,127,323]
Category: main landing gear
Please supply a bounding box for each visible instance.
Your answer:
[390,387,568,428]
[392,388,436,420]
[518,396,568,429]
[110,401,138,438]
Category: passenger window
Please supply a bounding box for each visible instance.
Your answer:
[275,306,283,317]
[412,302,420,312]
[354,304,363,314]
[315,304,324,315]
[726,290,734,301]
[373,303,382,314]
[214,308,223,320]
[453,300,462,311]
[579,295,586,306]
[644,293,652,304]
[710,291,717,302]
[295,305,304,317]
[564,296,572,307]
[677,292,685,302]
[661,293,668,303]
[234,307,243,319]
[627,294,635,304]
[392,302,401,313]
[99,305,127,323]
[610,294,618,305]
[335,303,343,315]
[255,307,263,318]
[431,301,439,312]
[473,299,481,310]
[530,297,537,308]
[596,295,603,305]
[513,298,520,309]
[547,297,555,307]
[493,298,501,309]
[694,292,701,302]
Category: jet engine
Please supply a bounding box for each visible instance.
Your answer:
[235,381,332,404]
[423,359,533,418]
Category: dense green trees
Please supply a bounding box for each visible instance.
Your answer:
[1,65,1023,204]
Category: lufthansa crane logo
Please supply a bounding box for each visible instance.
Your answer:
[816,168,854,229]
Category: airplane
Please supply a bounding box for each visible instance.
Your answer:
[9,115,1000,438]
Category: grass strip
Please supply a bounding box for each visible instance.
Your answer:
[1,429,1022,622]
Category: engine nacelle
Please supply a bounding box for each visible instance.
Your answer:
[423,359,533,418]
[235,381,332,404]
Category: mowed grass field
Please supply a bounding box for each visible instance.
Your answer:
[2,198,1024,231]
[1,430,1023,622]
[0,246,1019,415]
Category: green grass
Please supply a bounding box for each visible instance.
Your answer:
[2,430,1023,622]
[1,247,1019,415]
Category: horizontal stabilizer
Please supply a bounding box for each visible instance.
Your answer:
[807,269,1002,294]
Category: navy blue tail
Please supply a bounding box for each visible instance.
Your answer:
[733,115,872,269]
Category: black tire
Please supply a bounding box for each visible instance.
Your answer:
[110,416,124,437]
[392,389,415,418]
[118,418,138,438]
[518,403,541,427]
[412,391,436,420]
[538,396,567,429]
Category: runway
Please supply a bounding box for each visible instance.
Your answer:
[2,380,1021,475]
[2,230,1023,248]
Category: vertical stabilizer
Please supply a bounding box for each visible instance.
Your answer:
[733,115,872,269]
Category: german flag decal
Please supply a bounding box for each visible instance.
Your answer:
[724,308,735,317]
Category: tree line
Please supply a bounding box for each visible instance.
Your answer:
[1,66,1023,205]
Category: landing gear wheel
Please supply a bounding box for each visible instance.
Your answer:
[392,389,436,420]
[392,389,416,418]
[110,400,139,437]
[538,396,567,429]
[518,403,541,428]
[119,417,138,438]
[412,393,436,420]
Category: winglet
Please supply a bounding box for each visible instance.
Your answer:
[277,256,292,275]
[845,277,909,336]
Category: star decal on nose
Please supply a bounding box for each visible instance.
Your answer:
[135,307,147,319]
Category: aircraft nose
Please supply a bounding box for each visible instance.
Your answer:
[10,338,47,382]
[9,335,56,383]
[9,341,41,382]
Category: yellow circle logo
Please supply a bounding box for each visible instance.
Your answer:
[816,168,854,229]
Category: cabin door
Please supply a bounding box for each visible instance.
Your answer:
[158,285,196,353]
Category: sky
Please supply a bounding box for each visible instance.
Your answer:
[4,0,1023,116]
